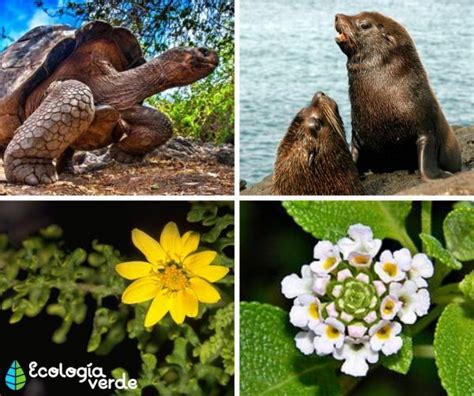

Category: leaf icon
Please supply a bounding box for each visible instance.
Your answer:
[5,360,26,390]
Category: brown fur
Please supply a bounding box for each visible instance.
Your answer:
[273,92,364,195]
[335,12,462,180]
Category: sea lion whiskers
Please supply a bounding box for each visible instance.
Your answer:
[321,104,346,145]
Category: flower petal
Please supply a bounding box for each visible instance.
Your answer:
[189,277,221,303]
[180,231,200,258]
[132,228,166,265]
[169,292,185,324]
[181,288,199,317]
[160,222,182,257]
[122,277,160,304]
[192,265,229,282]
[184,251,217,272]
[144,290,170,327]
[116,261,152,280]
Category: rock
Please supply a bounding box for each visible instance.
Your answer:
[242,126,474,195]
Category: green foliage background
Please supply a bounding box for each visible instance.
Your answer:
[0,202,234,395]
[240,201,474,396]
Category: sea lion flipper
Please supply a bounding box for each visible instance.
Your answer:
[417,135,452,181]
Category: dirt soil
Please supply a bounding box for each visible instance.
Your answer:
[0,137,234,196]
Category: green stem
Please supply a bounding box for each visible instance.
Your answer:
[408,304,445,336]
[431,295,465,305]
[399,230,419,254]
[413,345,435,359]
[421,202,432,251]
[432,283,460,297]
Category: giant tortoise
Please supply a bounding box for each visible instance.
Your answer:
[0,21,218,185]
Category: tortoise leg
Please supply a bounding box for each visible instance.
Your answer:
[71,104,120,151]
[4,80,94,185]
[109,105,172,163]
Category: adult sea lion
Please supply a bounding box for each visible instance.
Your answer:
[273,91,364,195]
[335,12,462,180]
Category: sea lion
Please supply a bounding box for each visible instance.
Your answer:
[273,91,364,195]
[335,12,462,180]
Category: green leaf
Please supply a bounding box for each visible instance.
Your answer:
[380,335,413,374]
[419,233,462,270]
[282,201,414,250]
[444,207,474,261]
[240,302,340,396]
[460,271,474,301]
[434,303,474,396]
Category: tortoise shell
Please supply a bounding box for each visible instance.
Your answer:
[0,21,145,145]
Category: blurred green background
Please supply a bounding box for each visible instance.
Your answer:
[240,201,458,396]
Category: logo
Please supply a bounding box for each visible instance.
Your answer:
[5,360,26,391]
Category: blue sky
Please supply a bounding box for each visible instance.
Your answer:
[0,0,81,48]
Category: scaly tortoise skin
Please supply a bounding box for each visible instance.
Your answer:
[0,21,218,185]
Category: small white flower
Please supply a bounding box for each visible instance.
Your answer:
[333,338,379,377]
[295,331,315,355]
[389,281,431,324]
[408,253,434,288]
[338,224,382,260]
[281,265,314,299]
[289,295,322,330]
[374,249,409,284]
[380,295,401,320]
[313,318,345,356]
[313,273,330,295]
[310,241,341,274]
[369,321,403,356]
[348,324,367,338]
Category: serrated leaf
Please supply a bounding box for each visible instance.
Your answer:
[282,201,412,245]
[444,208,474,261]
[434,303,474,396]
[460,271,474,301]
[419,233,462,270]
[381,335,413,374]
[240,302,340,396]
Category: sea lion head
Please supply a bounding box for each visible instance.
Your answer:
[292,91,347,167]
[335,12,413,63]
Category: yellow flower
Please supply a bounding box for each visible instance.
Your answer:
[115,222,229,327]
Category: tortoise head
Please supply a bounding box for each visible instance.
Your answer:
[157,47,219,86]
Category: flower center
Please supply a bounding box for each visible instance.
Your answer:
[353,255,370,265]
[308,303,320,320]
[159,265,188,291]
[376,324,391,340]
[383,299,395,315]
[336,278,378,318]
[323,257,337,270]
[325,325,340,339]
[382,262,397,277]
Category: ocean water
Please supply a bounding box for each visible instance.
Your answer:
[240,0,474,184]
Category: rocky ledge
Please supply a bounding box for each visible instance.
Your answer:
[241,126,474,196]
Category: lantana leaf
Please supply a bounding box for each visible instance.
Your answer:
[459,271,474,302]
[240,302,340,396]
[419,233,462,270]
[282,201,412,246]
[434,303,474,396]
[443,207,474,261]
[380,334,413,374]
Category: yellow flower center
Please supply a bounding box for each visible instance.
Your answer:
[352,254,370,265]
[376,324,391,340]
[383,299,395,315]
[323,257,337,270]
[326,325,340,339]
[308,303,320,320]
[383,262,398,277]
[159,265,188,291]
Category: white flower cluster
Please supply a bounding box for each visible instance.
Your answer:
[281,224,433,377]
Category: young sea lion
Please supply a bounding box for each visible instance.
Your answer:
[273,91,364,195]
[335,12,462,180]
